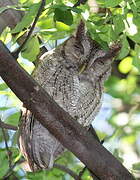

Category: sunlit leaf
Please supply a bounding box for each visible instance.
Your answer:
[133,14,140,28]
[118,35,130,59]
[129,31,140,44]
[132,162,140,170]
[119,57,133,74]
[133,44,140,72]
[0,107,11,111]
[21,36,40,62]
[0,83,8,91]
[113,148,124,163]
[37,18,54,29]
[113,15,125,35]
[0,150,9,178]
[11,3,40,34]
[56,22,71,31]
[5,112,20,126]
[0,27,12,43]
[105,0,123,7]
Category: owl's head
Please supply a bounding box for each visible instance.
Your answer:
[63,21,121,80]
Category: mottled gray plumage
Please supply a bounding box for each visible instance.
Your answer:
[18,21,119,171]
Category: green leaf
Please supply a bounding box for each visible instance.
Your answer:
[51,4,68,11]
[118,35,130,59]
[132,162,140,170]
[98,25,117,43]
[0,27,12,43]
[70,6,82,13]
[87,23,108,49]
[11,3,40,34]
[12,30,26,44]
[54,8,73,26]
[113,15,125,35]
[113,149,124,163]
[45,0,53,5]
[133,44,140,72]
[56,22,71,31]
[0,83,8,90]
[21,36,40,62]
[129,31,140,44]
[0,5,16,14]
[105,0,123,7]
[118,57,133,74]
[5,112,20,126]
[37,18,54,29]
[133,14,140,28]
[41,31,68,40]
[0,150,9,178]
[0,107,11,111]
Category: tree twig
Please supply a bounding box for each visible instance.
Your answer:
[78,166,86,180]
[2,159,25,180]
[0,121,18,131]
[0,118,12,168]
[54,163,81,180]
[73,0,88,7]
[12,0,46,59]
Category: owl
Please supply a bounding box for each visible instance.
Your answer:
[18,21,120,171]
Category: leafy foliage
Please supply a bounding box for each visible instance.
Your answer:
[0,0,140,179]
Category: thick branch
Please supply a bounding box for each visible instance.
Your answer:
[0,41,134,180]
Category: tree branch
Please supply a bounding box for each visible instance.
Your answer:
[12,0,46,59]
[0,118,12,168]
[2,159,25,180]
[0,41,134,179]
[0,121,18,131]
[73,0,88,7]
[54,163,81,180]
[78,166,86,180]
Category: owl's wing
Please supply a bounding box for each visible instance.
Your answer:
[18,109,38,171]
[19,108,64,171]
[46,65,79,114]
[33,52,80,118]
[31,119,65,169]
[75,76,103,127]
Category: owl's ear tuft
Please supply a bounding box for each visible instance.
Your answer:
[75,20,86,43]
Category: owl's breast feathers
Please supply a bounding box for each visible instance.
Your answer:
[33,47,105,127]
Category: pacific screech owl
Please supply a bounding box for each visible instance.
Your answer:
[18,21,120,171]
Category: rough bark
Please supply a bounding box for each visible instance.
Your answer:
[0,0,23,34]
[0,41,134,179]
